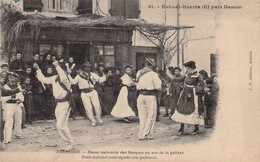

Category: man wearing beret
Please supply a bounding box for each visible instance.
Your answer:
[1,72,24,144]
[136,58,162,140]
[68,62,107,127]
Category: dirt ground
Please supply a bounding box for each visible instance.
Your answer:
[1,108,214,152]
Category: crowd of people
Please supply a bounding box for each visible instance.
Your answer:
[0,52,219,149]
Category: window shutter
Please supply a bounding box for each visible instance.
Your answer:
[125,0,140,18]
[110,0,124,16]
[24,0,43,12]
[77,0,92,14]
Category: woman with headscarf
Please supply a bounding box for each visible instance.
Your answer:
[111,65,136,123]
[171,61,206,135]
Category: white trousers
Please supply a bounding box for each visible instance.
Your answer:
[55,102,73,143]
[81,90,101,123]
[137,95,157,138]
[4,103,22,142]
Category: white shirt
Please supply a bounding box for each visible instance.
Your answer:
[121,74,135,86]
[1,84,24,103]
[69,72,106,89]
[36,66,70,100]
[136,70,162,90]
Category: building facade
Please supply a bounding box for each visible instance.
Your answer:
[1,0,162,72]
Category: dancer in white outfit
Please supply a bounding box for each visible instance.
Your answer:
[68,62,106,127]
[136,59,161,140]
[34,61,75,149]
[2,72,24,144]
[111,65,136,123]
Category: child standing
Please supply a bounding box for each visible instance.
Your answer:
[22,77,34,124]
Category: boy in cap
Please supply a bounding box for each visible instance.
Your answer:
[1,64,9,73]
[68,62,107,127]
[34,61,75,149]
[1,72,24,144]
[136,58,162,140]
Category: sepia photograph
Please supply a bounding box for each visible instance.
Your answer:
[0,0,259,161]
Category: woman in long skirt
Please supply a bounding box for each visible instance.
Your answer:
[171,61,206,135]
[102,68,115,115]
[111,65,136,123]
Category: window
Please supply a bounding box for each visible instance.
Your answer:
[77,0,93,14]
[39,44,51,55]
[110,0,140,18]
[39,44,63,56]
[95,46,115,67]
[43,0,77,12]
[24,0,43,12]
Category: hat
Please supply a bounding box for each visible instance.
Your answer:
[124,65,133,69]
[1,64,9,69]
[82,62,92,67]
[168,66,174,71]
[183,61,196,69]
[145,58,156,67]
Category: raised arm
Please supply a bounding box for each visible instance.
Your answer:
[34,63,55,84]
[68,75,79,85]
[92,73,106,83]
[35,68,55,85]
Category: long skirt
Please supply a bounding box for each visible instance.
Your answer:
[102,86,114,115]
[111,86,135,118]
[171,86,204,125]
[24,94,34,115]
[127,86,138,116]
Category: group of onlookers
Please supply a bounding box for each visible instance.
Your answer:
[0,52,132,126]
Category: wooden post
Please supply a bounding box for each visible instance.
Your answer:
[176,0,180,67]
[182,43,184,68]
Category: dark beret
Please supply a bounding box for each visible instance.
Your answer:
[1,64,9,69]
[183,61,196,69]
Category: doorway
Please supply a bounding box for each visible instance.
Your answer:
[69,44,90,64]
